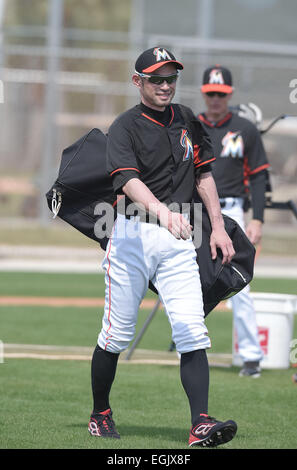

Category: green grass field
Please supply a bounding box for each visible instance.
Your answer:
[1,271,297,450]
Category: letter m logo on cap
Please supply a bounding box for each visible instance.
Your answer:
[209,69,224,84]
[153,48,173,62]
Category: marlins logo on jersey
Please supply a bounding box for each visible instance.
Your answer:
[221,131,244,158]
[180,129,193,161]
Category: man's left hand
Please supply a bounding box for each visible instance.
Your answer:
[246,219,262,245]
[210,228,235,264]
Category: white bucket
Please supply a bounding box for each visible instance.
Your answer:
[232,293,297,369]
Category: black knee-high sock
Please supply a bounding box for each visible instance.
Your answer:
[91,344,119,414]
[180,349,209,426]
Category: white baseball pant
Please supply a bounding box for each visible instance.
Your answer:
[220,197,263,363]
[98,214,211,354]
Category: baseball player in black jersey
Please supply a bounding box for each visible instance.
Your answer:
[88,48,237,447]
[198,65,270,378]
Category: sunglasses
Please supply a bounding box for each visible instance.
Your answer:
[137,72,178,85]
[206,91,228,98]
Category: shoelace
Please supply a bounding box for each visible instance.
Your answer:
[99,413,111,427]
[194,415,219,427]
[204,415,218,422]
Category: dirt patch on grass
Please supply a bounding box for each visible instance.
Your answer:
[3,343,232,367]
[0,296,159,308]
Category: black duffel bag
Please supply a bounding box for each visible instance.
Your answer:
[193,208,255,315]
[46,128,115,250]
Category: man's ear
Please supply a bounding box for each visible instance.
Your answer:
[227,91,233,102]
[132,74,142,89]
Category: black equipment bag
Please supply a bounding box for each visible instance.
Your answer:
[195,209,255,315]
[46,128,115,250]
[46,127,255,315]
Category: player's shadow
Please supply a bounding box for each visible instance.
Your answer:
[69,423,186,444]
[117,424,186,442]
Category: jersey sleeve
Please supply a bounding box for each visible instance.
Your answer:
[245,123,270,175]
[243,122,270,220]
[191,120,216,177]
[106,117,141,194]
[249,170,267,222]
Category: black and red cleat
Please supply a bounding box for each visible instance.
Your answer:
[88,408,120,439]
[189,414,237,447]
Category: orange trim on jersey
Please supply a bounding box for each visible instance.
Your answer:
[112,195,124,208]
[195,157,216,168]
[169,105,174,126]
[216,112,233,127]
[193,144,201,166]
[198,113,213,127]
[249,163,270,175]
[198,112,232,128]
[243,160,270,193]
[110,167,140,176]
[141,113,164,126]
[243,156,250,193]
[141,106,174,127]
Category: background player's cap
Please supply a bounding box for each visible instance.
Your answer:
[135,47,184,74]
[201,65,233,94]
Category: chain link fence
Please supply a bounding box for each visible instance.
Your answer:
[0,0,296,236]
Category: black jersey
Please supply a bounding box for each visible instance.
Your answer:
[198,112,269,199]
[107,103,215,206]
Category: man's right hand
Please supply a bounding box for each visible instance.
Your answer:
[158,207,193,240]
[122,178,192,240]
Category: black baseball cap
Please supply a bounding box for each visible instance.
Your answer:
[201,65,233,94]
[135,47,184,74]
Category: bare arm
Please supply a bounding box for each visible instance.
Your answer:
[196,172,235,264]
[122,178,192,240]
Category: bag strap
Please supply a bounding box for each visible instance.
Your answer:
[51,188,62,218]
